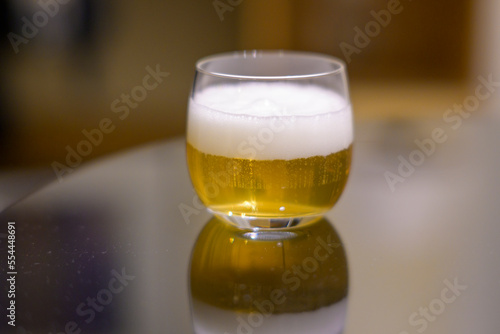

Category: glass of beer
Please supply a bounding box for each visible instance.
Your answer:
[187,50,353,228]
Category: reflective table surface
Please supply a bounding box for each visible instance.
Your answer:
[1,116,499,334]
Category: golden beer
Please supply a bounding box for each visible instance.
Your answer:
[190,216,348,333]
[187,79,353,224]
[187,143,352,219]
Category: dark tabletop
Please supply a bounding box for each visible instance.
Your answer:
[1,117,499,334]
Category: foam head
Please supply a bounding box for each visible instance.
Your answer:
[188,82,353,160]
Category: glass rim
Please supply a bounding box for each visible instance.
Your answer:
[195,50,347,80]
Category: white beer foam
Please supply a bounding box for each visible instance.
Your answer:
[187,82,353,160]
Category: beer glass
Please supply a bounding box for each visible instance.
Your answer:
[187,51,352,333]
[187,50,353,228]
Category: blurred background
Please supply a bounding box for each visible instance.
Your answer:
[0,0,498,170]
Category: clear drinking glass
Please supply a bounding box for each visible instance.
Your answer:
[186,50,353,228]
[187,51,352,334]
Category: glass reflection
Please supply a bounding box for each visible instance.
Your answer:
[189,216,348,334]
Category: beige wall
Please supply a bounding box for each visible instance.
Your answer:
[2,0,477,167]
[3,0,238,165]
[471,0,500,114]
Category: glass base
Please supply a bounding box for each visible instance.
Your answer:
[211,210,324,229]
